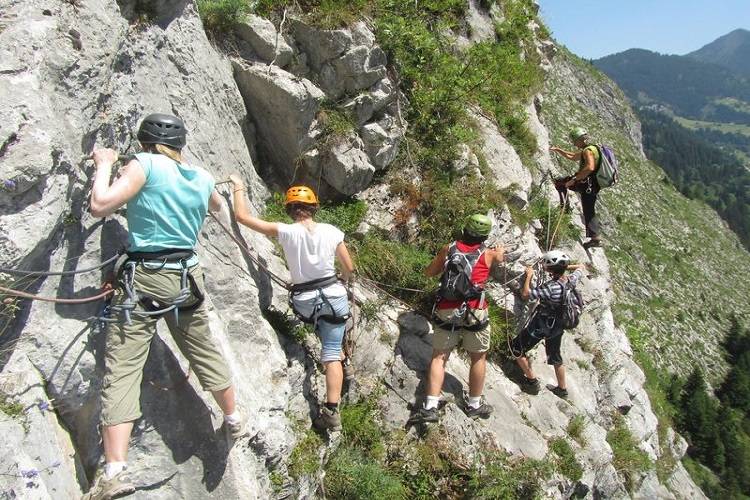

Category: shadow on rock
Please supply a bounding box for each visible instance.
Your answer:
[394,312,465,424]
[134,335,230,493]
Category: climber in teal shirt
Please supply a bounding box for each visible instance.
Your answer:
[84,113,245,500]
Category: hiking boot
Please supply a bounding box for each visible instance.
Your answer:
[550,386,569,399]
[583,239,602,250]
[313,406,342,431]
[464,398,494,420]
[82,470,135,500]
[410,406,439,424]
[342,357,355,381]
[520,376,541,392]
[223,414,249,440]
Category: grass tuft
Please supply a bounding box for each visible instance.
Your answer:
[607,414,653,491]
[549,437,583,481]
[197,0,250,33]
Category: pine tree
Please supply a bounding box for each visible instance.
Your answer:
[679,368,724,470]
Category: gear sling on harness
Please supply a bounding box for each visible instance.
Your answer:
[108,249,204,325]
[289,275,351,326]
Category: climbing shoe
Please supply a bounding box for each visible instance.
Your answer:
[313,406,342,432]
[342,357,355,381]
[583,239,602,250]
[411,406,439,424]
[550,386,569,399]
[464,399,494,420]
[81,469,135,500]
[520,376,541,392]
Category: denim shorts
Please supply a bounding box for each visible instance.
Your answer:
[292,292,350,363]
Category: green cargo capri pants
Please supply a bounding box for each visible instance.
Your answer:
[100,264,232,426]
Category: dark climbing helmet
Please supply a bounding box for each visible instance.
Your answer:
[464,214,493,237]
[543,250,570,271]
[284,185,319,205]
[137,113,187,150]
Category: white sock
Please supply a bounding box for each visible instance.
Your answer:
[224,411,241,425]
[467,396,482,409]
[104,461,127,479]
[424,395,440,410]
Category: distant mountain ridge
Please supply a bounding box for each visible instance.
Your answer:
[593,47,750,122]
[592,30,750,250]
[688,28,750,77]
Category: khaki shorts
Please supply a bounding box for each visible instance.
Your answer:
[101,265,232,426]
[432,307,491,353]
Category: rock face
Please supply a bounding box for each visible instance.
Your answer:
[0,1,705,499]
[233,17,403,196]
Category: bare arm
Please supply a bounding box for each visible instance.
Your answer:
[424,245,449,277]
[336,242,355,281]
[229,173,279,237]
[521,266,534,300]
[485,245,505,269]
[90,148,146,217]
[208,190,223,213]
[550,146,582,162]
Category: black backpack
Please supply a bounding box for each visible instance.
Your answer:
[558,280,584,329]
[438,243,485,302]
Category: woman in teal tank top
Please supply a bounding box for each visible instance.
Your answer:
[84,114,245,500]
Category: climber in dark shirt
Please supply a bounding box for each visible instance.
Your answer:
[510,250,586,399]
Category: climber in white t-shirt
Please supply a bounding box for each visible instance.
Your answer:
[229,175,355,432]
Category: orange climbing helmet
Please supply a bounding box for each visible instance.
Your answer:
[284,185,319,205]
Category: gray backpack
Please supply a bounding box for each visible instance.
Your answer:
[438,243,485,302]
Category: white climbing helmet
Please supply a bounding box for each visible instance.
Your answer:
[542,250,570,271]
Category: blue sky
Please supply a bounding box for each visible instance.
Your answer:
[537,0,750,60]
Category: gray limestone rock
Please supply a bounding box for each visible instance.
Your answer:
[289,19,353,72]
[360,117,403,170]
[473,112,532,206]
[235,15,293,68]
[321,138,376,195]
[233,62,324,181]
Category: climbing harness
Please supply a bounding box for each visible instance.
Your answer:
[104,250,202,326]
[288,275,351,326]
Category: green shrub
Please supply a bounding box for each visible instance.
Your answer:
[387,428,471,498]
[487,298,515,362]
[318,103,356,144]
[262,307,312,342]
[340,400,385,459]
[264,194,367,236]
[351,231,436,304]
[255,0,369,28]
[0,396,24,418]
[288,428,324,478]
[415,173,509,253]
[549,437,583,481]
[682,457,723,498]
[469,452,553,499]
[325,446,407,499]
[196,0,249,33]
[607,414,653,491]
[566,414,587,446]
